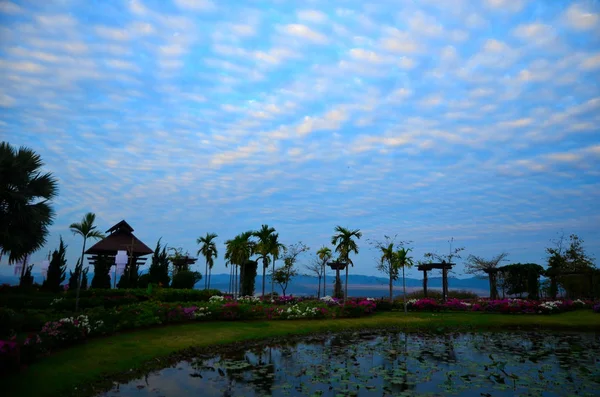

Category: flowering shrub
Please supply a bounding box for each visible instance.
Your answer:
[0,338,19,373]
[209,295,225,303]
[237,295,261,305]
[405,298,590,315]
[39,315,103,347]
[593,303,600,313]
[407,298,441,312]
[444,298,472,311]
[341,298,377,318]
[282,303,329,319]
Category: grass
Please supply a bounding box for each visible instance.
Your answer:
[5,310,600,397]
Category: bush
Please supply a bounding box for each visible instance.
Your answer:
[405,289,480,300]
[137,274,151,289]
[154,289,221,303]
[593,303,600,313]
[171,271,202,289]
[0,293,56,310]
[0,308,17,338]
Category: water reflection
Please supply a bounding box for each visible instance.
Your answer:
[99,331,600,397]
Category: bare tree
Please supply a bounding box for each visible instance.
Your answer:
[465,252,509,300]
[270,242,309,297]
[304,258,324,298]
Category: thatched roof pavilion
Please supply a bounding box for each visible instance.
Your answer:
[85,220,153,266]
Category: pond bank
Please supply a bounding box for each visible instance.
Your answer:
[5,311,600,397]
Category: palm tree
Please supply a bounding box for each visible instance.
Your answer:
[197,232,218,290]
[0,142,58,270]
[253,225,276,298]
[269,233,284,298]
[225,232,255,298]
[379,243,398,303]
[316,246,332,296]
[70,212,104,311]
[396,247,414,313]
[331,226,362,303]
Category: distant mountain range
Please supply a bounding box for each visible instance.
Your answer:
[0,272,490,297]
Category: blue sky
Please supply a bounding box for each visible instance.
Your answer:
[1,0,599,279]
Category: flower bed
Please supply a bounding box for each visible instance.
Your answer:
[406,297,595,314]
[0,295,376,373]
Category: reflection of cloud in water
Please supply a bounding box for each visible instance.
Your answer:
[99,331,600,397]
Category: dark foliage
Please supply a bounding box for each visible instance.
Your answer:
[91,255,111,289]
[42,237,67,292]
[149,238,170,286]
[171,270,202,289]
[240,260,258,296]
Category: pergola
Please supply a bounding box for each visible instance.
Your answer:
[85,220,153,268]
[417,261,455,301]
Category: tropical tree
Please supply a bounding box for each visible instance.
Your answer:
[316,246,332,297]
[0,142,58,268]
[396,247,414,313]
[465,252,509,300]
[42,236,67,292]
[376,241,399,303]
[69,212,104,311]
[197,232,218,290]
[331,226,362,302]
[225,231,255,298]
[269,232,284,297]
[253,224,276,297]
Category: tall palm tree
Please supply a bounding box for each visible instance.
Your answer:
[269,232,284,298]
[331,226,362,303]
[253,224,276,298]
[70,212,104,311]
[197,232,218,290]
[0,142,58,268]
[396,247,414,313]
[379,242,398,303]
[225,232,255,298]
[316,246,332,296]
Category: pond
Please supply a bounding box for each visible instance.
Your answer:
[100,331,600,397]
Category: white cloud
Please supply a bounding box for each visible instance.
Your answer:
[564,3,600,30]
[0,1,21,14]
[0,93,15,107]
[173,0,215,11]
[297,9,328,24]
[349,48,386,63]
[280,24,328,44]
[484,0,525,13]
[580,53,600,70]
[379,30,420,53]
[465,13,488,29]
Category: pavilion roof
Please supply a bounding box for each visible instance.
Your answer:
[85,220,153,256]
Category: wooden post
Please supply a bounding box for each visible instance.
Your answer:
[423,270,428,298]
[442,267,448,302]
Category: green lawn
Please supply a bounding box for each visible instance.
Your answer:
[6,310,600,397]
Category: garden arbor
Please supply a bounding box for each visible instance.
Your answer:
[417,261,455,302]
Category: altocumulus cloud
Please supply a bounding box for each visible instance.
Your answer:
[1,0,599,277]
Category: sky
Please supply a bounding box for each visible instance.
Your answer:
[1,0,599,279]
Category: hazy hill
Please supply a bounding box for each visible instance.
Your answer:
[1,272,490,297]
